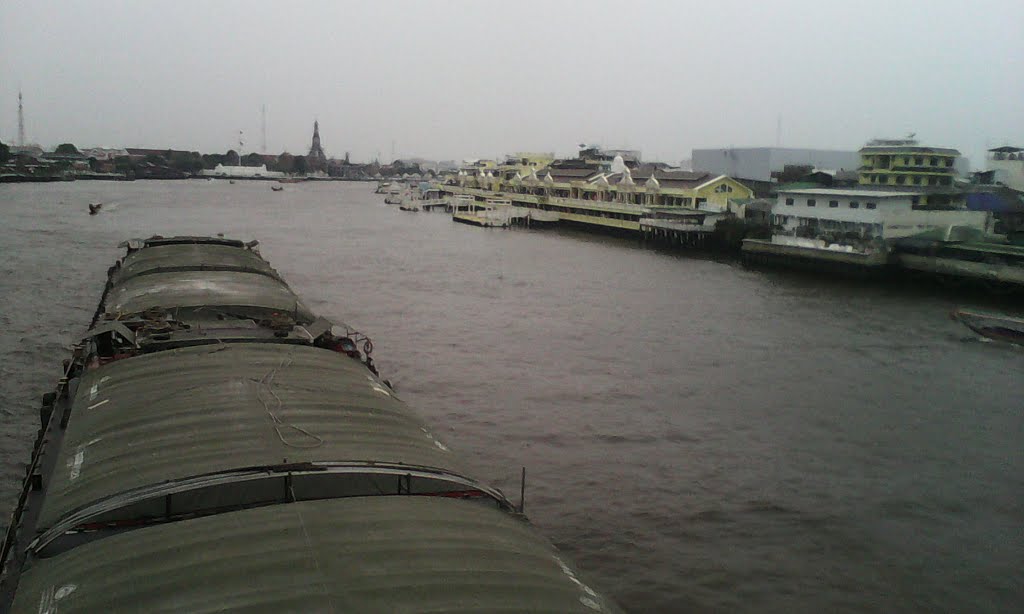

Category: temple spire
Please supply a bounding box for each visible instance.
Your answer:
[308,120,325,161]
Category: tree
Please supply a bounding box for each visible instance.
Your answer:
[114,155,134,172]
[169,150,204,174]
[274,152,295,173]
[0,140,9,164]
[242,152,264,167]
[201,153,226,170]
[55,143,80,155]
[224,150,240,166]
[292,155,308,175]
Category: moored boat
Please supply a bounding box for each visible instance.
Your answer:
[952,308,1024,344]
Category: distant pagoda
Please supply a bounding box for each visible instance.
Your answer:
[307,120,327,171]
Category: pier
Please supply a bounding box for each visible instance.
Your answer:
[640,211,722,249]
[741,238,890,276]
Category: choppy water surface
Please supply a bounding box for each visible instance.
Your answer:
[1,181,1021,612]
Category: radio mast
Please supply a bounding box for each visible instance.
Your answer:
[17,91,25,147]
[261,104,267,153]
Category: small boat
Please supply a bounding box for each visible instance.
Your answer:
[271,186,284,192]
[88,203,103,215]
[229,180,236,185]
[384,196,403,205]
[278,178,303,184]
[952,308,1024,344]
[399,205,420,212]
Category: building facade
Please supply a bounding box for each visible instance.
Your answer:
[772,188,988,244]
[857,138,959,188]
[985,145,1024,192]
[692,147,860,183]
[447,165,753,232]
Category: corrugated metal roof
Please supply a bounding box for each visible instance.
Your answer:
[38,344,468,529]
[104,270,314,322]
[14,497,623,613]
[112,244,281,285]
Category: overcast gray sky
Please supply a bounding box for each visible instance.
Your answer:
[2,0,1021,165]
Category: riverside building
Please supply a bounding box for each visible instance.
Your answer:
[741,138,990,272]
[857,138,964,204]
[985,145,1024,192]
[769,188,985,242]
[445,157,753,233]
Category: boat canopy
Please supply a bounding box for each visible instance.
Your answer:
[111,243,283,285]
[101,241,312,322]
[104,270,314,323]
[36,344,478,539]
[15,497,622,613]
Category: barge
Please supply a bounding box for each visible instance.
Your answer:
[0,236,622,613]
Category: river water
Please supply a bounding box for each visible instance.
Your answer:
[0,181,1021,612]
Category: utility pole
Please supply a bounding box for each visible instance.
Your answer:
[17,90,25,147]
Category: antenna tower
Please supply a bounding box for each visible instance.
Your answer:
[261,105,267,153]
[17,91,25,147]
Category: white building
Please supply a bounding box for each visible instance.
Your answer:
[985,146,1024,192]
[200,164,284,179]
[80,147,129,161]
[771,188,989,247]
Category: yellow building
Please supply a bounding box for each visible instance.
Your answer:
[496,152,555,181]
[858,138,959,189]
[449,165,753,231]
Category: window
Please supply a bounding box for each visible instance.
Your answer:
[915,157,923,165]
[785,198,794,206]
[807,199,816,207]
[930,157,938,166]
[850,201,860,209]
[896,175,906,184]
[829,200,839,208]
[911,196,920,205]
[913,176,921,185]
[866,202,877,210]
[928,177,936,186]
